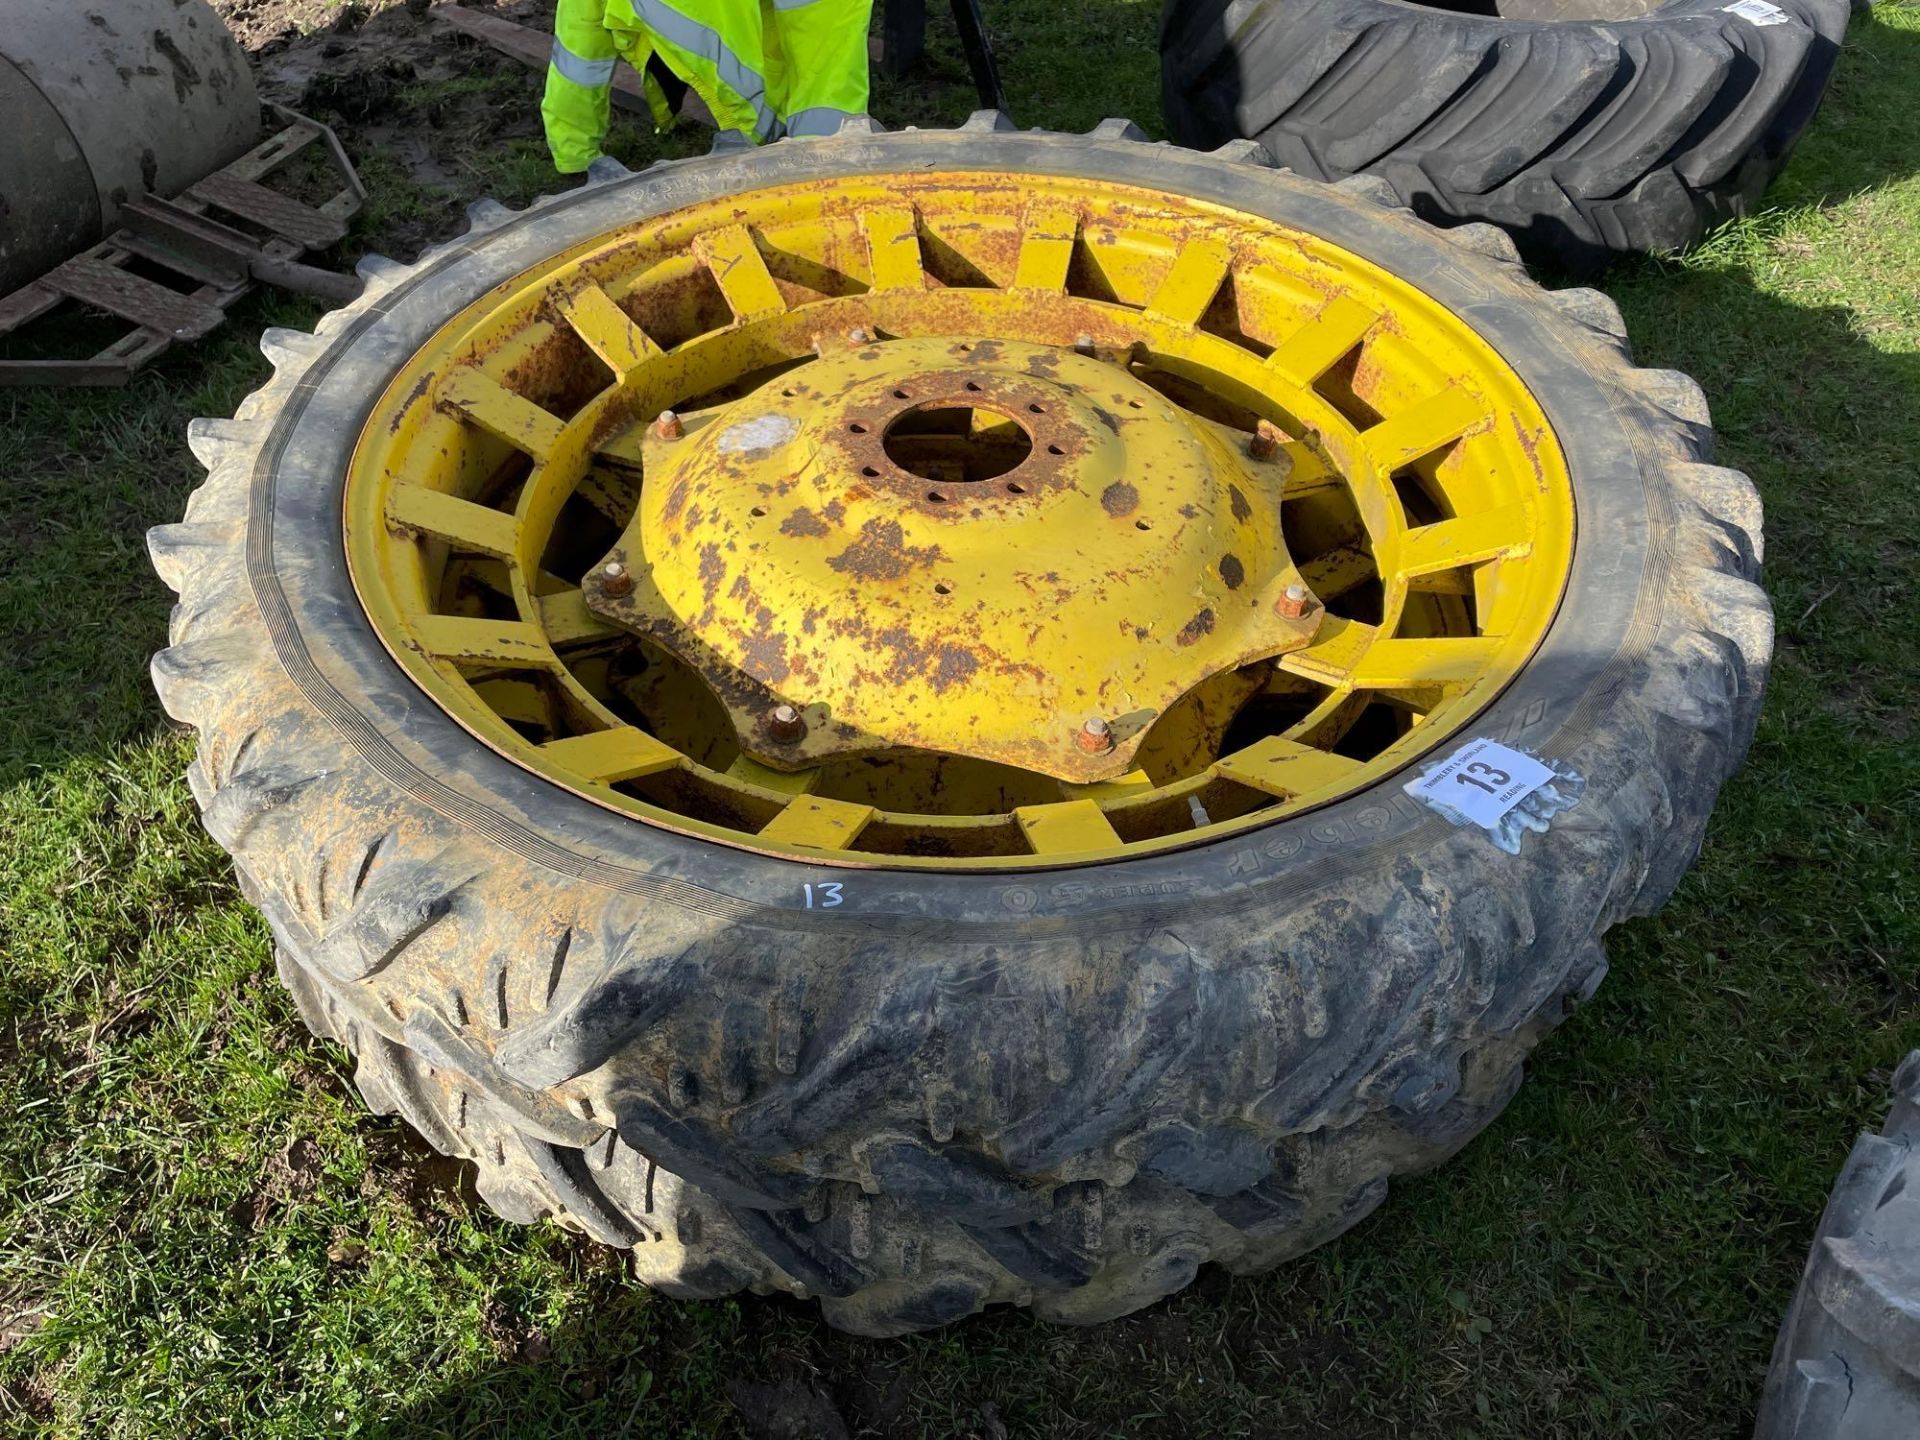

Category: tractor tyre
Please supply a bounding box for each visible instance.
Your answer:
[1755,1052,1920,1440]
[1160,0,1852,270]
[149,118,1771,1335]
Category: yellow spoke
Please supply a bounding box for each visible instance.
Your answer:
[1280,447,1348,500]
[410,616,552,666]
[472,676,550,728]
[759,795,875,849]
[861,206,926,291]
[1059,769,1154,803]
[1266,295,1379,387]
[385,484,521,558]
[1290,687,1373,750]
[1215,736,1363,799]
[1012,203,1080,292]
[575,468,641,526]
[1277,614,1379,685]
[438,367,564,462]
[536,587,624,647]
[454,557,513,597]
[559,283,661,375]
[1410,570,1474,596]
[1398,504,1532,575]
[1298,542,1374,599]
[691,223,788,322]
[726,755,822,796]
[1361,387,1488,473]
[540,726,680,784]
[1014,799,1122,854]
[1146,237,1233,325]
[1349,636,1502,689]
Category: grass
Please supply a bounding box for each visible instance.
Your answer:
[2,0,1918,1434]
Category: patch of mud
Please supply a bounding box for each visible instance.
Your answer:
[210,1,563,252]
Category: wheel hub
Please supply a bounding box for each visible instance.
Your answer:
[584,336,1319,782]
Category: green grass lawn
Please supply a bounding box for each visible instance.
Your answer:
[3,1,1918,1434]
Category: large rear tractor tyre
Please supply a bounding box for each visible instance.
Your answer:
[149,119,1771,1334]
[1161,0,1852,270]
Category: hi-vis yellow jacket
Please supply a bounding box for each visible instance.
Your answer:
[542,0,873,173]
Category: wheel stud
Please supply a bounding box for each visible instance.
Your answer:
[652,409,683,441]
[1073,333,1096,356]
[1277,582,1312,619]
[1076,715,1114,754]
[846,327,873,345]
[769,704,806,742]
[1247,420,1283,462]
[600,560,633,597]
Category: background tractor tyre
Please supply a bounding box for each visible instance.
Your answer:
[149,118,1772,1335]
[1754,1053,1920,1440]
[1160,0,1852,271]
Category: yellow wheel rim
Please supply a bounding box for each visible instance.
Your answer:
[345,172,1575,869]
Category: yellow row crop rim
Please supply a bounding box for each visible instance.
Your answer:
[344,171,1576,870]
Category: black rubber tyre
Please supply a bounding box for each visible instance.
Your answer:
[148,117,1772,1335]
[1755,1053,1920,1439]
[1161,0,1852,270]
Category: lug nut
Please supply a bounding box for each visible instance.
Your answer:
[1076,715,1114,754]
[599,560,633,596]
[651,409,683,441]
[846,327,872,345]
[1277,582,1312,619]
[1247,420,1283,462]
[1073,333,1096,356]
[769,703,806,743]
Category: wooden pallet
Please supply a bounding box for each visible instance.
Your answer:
[0,106,366,387]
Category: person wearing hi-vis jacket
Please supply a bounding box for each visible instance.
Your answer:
[542,0,874,173]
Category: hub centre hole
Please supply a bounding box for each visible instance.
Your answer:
[882,403,1034,485]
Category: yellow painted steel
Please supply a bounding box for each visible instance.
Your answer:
[343,171,1576,870]
[586,336,1318,782]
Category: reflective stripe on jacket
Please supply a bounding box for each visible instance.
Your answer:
[542,0,872,174]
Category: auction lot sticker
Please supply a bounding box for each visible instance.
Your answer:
[1404,738,1555,829]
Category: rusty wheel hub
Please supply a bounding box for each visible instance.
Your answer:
[585,336,1319,783]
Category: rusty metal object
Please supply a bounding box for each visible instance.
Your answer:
[0,0,259,296]
[768,704,807,742]
[1076,717,1114,754]
[584,336,1322,783]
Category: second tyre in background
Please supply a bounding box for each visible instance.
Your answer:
[1161,0,1852,269]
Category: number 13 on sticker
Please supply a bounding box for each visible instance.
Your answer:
[1404,739,1556,829]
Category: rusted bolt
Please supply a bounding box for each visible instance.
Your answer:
[600,561,633,597]
[652,409,683,441]
[769,704,806,743]
[1277,582,1312,619]
[1076,715,1114,754]
[846,327,872,345]
[1073,333,1096,356]
[1247,420,1283,462]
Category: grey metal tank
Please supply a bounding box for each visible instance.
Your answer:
[0,0,259,293]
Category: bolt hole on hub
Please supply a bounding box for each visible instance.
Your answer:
[347,173,1573,868]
